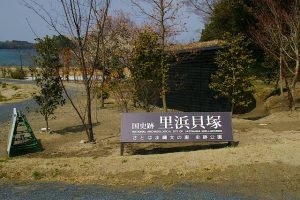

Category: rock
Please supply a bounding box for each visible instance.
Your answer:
[41,128,51,132]
[259,123,268,126]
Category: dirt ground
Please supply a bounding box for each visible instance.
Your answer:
[0,82,299,199]
[0,81,37,103]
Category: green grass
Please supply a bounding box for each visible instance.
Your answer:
[0,172,7,179]
[31,171,44,180]
[11,93,22,99]
[252,80,274,92]
[0,158,9,163]
[1,83,7,88]
[0,92,7,102]
[12,85,19,90]
[51,169,60,177]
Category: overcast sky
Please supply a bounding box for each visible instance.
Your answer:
[0,0,204,43]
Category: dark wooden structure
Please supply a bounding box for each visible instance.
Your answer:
[166,45,230,112]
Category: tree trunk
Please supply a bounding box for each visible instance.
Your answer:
[95,97,99,123]
[73,70,76,82]
[161,59,167,112]
[100,33,106,109]
[59,77,91,140]
[285,77,295,110]
[279,48,284,96]
[291,58,299,110]
[162,85,167,112]
[230,92,234,113]
[45,115,49,134]
[160,0,168,112]
[231,70,235,114]
[132,81,138,108]
[80,40,95,142]
[146,99,150,112]
[124,101,128,113]
[133,98,137,108]
[86,84,95,142]
[100,74,105,108]
[291,29,299,109]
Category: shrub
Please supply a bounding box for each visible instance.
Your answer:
[8,68,25,79]
[0,68,8,78]
[0,172,7,179]
[0,92,7,102]
[12,85,19,90]
[111,79,134,112]
[31,171,44,180]
[210,33,255,113]
[1,83,7,88]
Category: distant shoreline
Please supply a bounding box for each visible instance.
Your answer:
[0,40,34,49]
[0,48,36,66]
[0,67,31,68]
[0,48,34,50]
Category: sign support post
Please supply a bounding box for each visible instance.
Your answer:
[120,143,125,156]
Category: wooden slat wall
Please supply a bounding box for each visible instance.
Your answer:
[166,46,230,112]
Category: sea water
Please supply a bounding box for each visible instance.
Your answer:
[0,49,36,66]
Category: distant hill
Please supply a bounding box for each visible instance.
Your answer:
[0,40,34,49]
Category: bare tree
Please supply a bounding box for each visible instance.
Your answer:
[87,12,137,110]
[24,0,111,142]
[185,0,217,18]
[251,0,300,110]
[131,0,184,112]
[107,14,139,111]
[105,13,138,72]
[251,0,285,95]
[111,78,135,113]
[90,2,111,109]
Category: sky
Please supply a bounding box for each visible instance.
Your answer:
[0,0,204,43]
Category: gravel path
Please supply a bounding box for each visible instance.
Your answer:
[0,182,252,200]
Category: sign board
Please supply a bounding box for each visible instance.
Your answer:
[121,112,233,143]
[7,108,17,156]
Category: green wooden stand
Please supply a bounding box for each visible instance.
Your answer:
[7,108,42,157]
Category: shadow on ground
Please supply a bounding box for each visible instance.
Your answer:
[55,122,100,135]
[130,142,238,155]
[242,115,268,121]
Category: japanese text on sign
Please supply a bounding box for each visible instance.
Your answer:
[121,112,233,143]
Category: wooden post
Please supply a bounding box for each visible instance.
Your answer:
[120,143,125,156]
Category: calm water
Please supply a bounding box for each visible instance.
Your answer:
[0,49,36,66]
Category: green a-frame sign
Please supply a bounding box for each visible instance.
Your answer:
[7,108,42,157]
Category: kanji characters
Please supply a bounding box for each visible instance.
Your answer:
[175,116,190,129]
[206,115,222,129]
[191,116,205,129]
[159,116,173,129]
